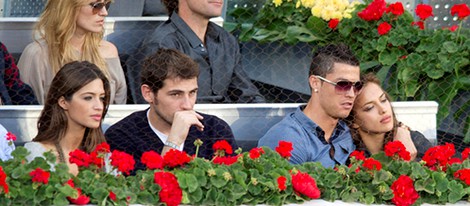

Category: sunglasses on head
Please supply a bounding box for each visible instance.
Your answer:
[315,75,363,95]
[89,1,111,14]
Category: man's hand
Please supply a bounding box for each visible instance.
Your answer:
[167,110,204,146]
[394,124,417,161]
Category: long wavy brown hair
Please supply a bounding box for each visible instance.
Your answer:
[34,0,109,76]
[344,73,399,152]
[33,61,111,153]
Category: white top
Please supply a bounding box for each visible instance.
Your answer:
[0,124,15,161]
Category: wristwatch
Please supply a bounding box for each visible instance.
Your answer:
[164,141,180,150]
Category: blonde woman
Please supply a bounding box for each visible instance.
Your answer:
[18,0,127,104]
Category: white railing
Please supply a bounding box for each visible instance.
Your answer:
[0,102,438,147]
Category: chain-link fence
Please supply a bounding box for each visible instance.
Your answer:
[0,0,468,157]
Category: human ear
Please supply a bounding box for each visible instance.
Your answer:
[309,75,320,92]
[141,84,155,104]
[58,96,68,110]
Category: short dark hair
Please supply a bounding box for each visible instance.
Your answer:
[309,43,359,77]
[141,48,199,92]
[161,0,178,15]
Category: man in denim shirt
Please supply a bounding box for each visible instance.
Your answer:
[259,44,362,168]
[128,0,265,103]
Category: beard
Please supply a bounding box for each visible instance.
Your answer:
[151,98,173,126]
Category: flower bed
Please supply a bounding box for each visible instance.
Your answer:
[0,136,469,206]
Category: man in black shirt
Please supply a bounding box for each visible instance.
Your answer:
[127,0,265,103]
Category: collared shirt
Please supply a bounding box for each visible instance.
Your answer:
[128,12,265,103]
[258,106,355,168]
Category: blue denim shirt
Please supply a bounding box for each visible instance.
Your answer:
[258,106,355,168]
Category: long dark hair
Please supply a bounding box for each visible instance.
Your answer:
[34,61,110,152]
[345,73,399,151]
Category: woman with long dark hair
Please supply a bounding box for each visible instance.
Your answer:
[24,61,110,175]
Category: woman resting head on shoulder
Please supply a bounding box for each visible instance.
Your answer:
[24,61,110,175]
[18,0,127,104]
[345,73,433,161]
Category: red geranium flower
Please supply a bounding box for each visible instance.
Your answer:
[422,143,455,171]
[349,150,366,161]
[387,2,404,16]
[276,141,293,158]
[89,151,105,168]
[362,158,382,171]
[163,149,191,168]
[391,175,419,206]
[5,132,16,141]
[69,149,92,167]
[384,141,411,161]
[94,142,110,154]
[249,147,265,159]
[415,4,433,20]
[357,0,387,21]
[212,140,233,156]
[462,148,470,160]
[0,166,9,194]
[109,191,117,201]
[66,178,75,188]
[68,188,90,205]
[451,4,470,19]
[291,171,321,199]
[328,19,340,29]
[412,21,425,30]
[110,150,136,175]
[29,168,50,184]
[454,168,470,185]
[378,22,392,35]
[277,176,287,191]
[154,171,182,206]
[141,150,164,170]
[213,155,240,165]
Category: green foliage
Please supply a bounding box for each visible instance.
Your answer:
[227,0,470,139]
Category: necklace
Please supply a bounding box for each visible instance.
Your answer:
[54,142,66,163]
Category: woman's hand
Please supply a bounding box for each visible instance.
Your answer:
[394,123,417,161]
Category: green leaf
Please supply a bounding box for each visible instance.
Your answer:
[359,61,381,72]
[186,174,199,193]
[442,41,459,53]
[433,172,449,193]
[91,187,108,202]
[52,193,69,206]
[188,187,203,203]
[423,63,445,79]
[379,48,405,66]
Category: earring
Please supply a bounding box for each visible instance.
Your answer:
[314,89,318,93]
